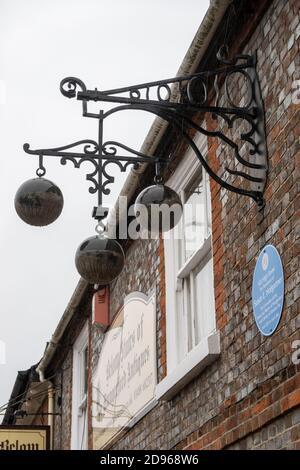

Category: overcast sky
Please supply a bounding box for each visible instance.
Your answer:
[0,0,209,415]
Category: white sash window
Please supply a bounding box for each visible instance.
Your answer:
[157,135,220,400]
[71,323,88,450]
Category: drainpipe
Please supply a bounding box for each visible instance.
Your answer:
[48,384,55,450]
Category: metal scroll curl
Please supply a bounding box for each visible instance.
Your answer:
[60,77,87,99]
[60,77,88,116]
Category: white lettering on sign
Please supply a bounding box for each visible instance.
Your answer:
[92,292,156,449]
[252,245,284,336]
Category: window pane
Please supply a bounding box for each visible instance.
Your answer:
[205,173,212,235]
[83,347,88,396]
[80,347,88,402]
[183,173,206,260]
[194,257,215,344]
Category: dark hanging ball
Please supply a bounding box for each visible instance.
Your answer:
[75,235,125,285]
[134,184,183,233]
[15,178,64,226]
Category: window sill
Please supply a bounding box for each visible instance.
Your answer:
[156,332,220,401]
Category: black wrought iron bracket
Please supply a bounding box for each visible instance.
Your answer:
[23,49,268,218]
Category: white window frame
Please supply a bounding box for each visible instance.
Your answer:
[156,134,220,400]
[71,322,89,450]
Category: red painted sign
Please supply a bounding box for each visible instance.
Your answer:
[92,287,109,329]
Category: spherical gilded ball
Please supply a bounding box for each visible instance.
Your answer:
[15,178,64,226]
[134,184,183,233]
[75,235,125,285]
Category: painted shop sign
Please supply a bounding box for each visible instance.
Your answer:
[92,292,156,449]
[0,426,50,450]
[252,244,284,336]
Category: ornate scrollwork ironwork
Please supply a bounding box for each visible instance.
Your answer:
[24,140,99,157]
[23,48,268,216]
[60,77,87,99]
[102,159,137,195]
[60,156,99,194]
[59,77,88,116]
[102,140,152,163]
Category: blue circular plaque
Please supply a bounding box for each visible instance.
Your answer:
[252,245,284,336]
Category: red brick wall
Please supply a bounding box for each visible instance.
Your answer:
[106,0,300,450]
[184,0,300,450]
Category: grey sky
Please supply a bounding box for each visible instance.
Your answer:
[0,0,209,414]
